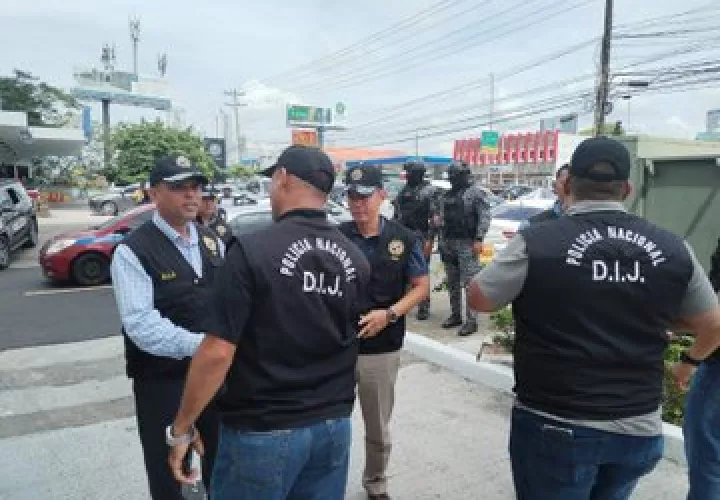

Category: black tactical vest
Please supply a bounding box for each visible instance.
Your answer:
[217,211,371,431]
[397,183,431,232]
[121,221,224,380]
[515,210,693,420]
[339,219,414,355]
[209,217,234,247]
[442,187,476,239]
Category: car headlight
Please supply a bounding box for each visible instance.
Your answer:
[45,239,77,255]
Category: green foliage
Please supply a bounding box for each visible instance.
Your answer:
[109,120,215,184]
[0,70,79,126]
[228,165,258,179]
[487,308,690,425]
[578,121,626,137]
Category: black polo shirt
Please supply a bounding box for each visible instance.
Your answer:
[210,208,371,431]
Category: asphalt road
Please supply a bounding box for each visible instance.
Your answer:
[0,222,120,351]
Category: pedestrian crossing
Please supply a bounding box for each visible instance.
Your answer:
[0,336,690,500]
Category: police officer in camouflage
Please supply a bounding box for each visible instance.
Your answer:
[393,161,437,320]
[437,162,491,336]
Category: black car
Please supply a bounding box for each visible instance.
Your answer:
[0,180,38,270]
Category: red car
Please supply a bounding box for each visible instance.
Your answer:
[39,204,155,286]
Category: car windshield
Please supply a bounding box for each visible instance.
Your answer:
[491,204,546,221]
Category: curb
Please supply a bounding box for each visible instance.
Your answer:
[403,332,687,466]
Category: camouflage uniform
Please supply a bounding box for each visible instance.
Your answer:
[393,181,439,319]
[437,182,491,335]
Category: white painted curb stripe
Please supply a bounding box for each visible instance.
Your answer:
[404,332,687,466]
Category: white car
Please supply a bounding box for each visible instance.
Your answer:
[481,199,555,264]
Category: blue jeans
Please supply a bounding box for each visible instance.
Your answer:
[210,417,351,500]
[510,407,663,500]
[684,360,720,499]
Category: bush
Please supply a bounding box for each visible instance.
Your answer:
[487,309,690,425]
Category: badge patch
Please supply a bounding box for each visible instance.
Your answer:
[176,155,191,168]
[160,271,177,281]
[350,168,363,181]
[215,224,226,236]
[202,236,218,255]
[388,239,405,259]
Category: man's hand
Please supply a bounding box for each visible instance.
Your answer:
[472,241,484,257]
[359,310,390,338]
[671,362,697,392]
[168,428,205,485]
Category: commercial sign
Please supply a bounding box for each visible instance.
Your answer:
[204,138,227,169]
[291,129,319,147]
[287,105,332,127]
[453,130,560,167]
[481,131,500,154]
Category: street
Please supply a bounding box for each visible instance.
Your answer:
[0,212,690,499]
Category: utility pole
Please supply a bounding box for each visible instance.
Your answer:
[224,89,247,164]
[489,73,495,130]
[129,16,141,78]
[594,0,614,136]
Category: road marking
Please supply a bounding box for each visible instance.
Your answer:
[9,261,40,269]
[24,285,112,297]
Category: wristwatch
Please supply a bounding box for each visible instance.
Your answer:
[386,307,400,324]
[680,351,703,367]
[165,424,197,447]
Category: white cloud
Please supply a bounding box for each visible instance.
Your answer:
[239,80,300,111]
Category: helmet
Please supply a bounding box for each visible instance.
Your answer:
[447,161,471,175]
[403,160,426,172]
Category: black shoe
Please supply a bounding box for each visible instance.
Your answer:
[458,321,478,336]
[442,315,463,329]
[416,309,429,321]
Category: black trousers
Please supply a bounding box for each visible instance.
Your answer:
[133,378,219,500]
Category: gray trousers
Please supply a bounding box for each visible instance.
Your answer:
[357,351,401,496]
[440,238,481,323]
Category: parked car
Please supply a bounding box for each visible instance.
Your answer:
[480,199,555,264]
[88,184,141,215]
[0,180,38,270]
[39,203,155,286]
[226,201,352,237]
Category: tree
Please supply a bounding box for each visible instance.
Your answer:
[0,70,79,126]
[578,121,626,137]
[109,120,216,184]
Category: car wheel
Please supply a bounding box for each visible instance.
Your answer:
[71,253,110,286]
[0,237,9,270]
[23,220,38,248]
[101,201,118,216]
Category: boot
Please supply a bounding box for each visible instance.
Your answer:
[457,321,478,337]
[442,315,463,329]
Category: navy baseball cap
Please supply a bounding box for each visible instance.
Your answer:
[260,145,336,194]
[149,154,209,187]
[345,164,383,196]
[570,137,632,182]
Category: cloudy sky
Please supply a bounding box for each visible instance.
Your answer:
[2,0,719,158]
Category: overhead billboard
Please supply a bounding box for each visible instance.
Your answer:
[291,129,319,147]
[70,67,172,111]
[286,102,348,130]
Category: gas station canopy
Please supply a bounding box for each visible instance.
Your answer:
[0,111,86,165]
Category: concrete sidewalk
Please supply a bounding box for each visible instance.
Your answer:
[38,209,112,227]
[0,339,688,499]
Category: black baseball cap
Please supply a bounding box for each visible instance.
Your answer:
[570,137,631,182]
[149,154,209,187]
[260,145,336,194]
[345,164,383,196]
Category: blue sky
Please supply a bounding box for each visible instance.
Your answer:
[2,0,719,157]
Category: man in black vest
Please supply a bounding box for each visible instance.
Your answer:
[681,237,720,499]
[340,164,430,500]
[166,145,371,500]
[437,162,491,336]
[110,154,224,499]
[466,136,720,500]
[518,163,570,229]
[392,160,437,320]
[197,189,233,247]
